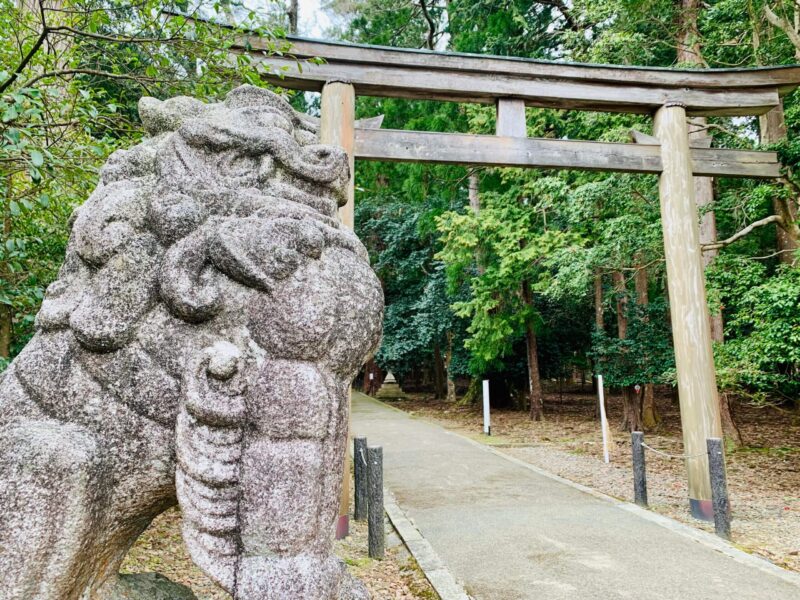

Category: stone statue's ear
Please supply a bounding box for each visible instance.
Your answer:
[160,230,223,323]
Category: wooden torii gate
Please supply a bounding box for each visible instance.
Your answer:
[240,34,800,529]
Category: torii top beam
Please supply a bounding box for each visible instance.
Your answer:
[239,35,800,117]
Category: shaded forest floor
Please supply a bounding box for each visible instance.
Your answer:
[388,385,800,573]
[121,485,436,599]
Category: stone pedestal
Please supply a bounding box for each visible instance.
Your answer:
[375,372,406,400]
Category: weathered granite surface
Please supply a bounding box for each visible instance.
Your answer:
[103,573,197,600]
[0,85,383,599]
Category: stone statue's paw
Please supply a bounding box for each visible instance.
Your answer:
[234,555,370,600]
[98,573,197,600]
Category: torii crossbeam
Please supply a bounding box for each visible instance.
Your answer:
[236,32,800,527]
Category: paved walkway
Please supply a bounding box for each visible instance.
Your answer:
[351,392,800,600]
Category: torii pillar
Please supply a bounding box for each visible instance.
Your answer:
[320,80,356,538]
[654,101,723,520]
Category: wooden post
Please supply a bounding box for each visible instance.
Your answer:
[654,101,723,521]
[320,80,356,539]
[707,437,731,540]
[631,431,648,507]
[367,445,385,559]
[354,437,368,521]
[482,379,491,435]
[496,98,526,137]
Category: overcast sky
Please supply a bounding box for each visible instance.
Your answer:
[298,0,332,38]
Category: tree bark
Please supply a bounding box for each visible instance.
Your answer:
[592,270,603,396]
[468,172,487,278]
[594,269,604,331]
[1,175,12,360]
[432,342,446,399]
[521,281,543,421]
[613,271,627,339]
[0,304,10,360]
[635,263,659,429]
[676,0,705,65]
[720,391,744,446]
[444,331,456,403]
[760,102,799,265]
[362,357,382,396]
[468,173,480,213]
[615,271,643,432]
[287,0,299,34]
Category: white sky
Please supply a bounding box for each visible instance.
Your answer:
[298,0,331,38]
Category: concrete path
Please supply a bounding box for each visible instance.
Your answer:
[351,392,800,600]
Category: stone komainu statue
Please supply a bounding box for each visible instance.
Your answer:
[0,85,383,599]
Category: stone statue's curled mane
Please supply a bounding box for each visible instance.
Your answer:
[38,84,360,351]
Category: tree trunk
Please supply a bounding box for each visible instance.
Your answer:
[613,271,627,339]
[760,102,799,266]
[622,386,643,432]
[1,175,11,360]
[720,391,744,446]
[635,262,659,429]
[444,331,456,403]
[288,0,299,34]
[592,270,603,397]
[0,304,10,360]
[615,271,641,431]
[594,269,604,331]
[521,281,543,421]
[432,343,446,399]
[468,172,480,214]
[362,358,382,396]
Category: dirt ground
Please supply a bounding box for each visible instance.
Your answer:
[389,385,800,573]
[121,486,436,599]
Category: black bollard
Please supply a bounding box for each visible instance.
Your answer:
[354,437,368,521]
[631,431,648,507]
[707,437,731,540]
[367,446,385,559]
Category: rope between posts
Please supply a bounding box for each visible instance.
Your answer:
[641,442,707,460]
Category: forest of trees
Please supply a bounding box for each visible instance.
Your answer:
[332,0,800,439]
[2,0,799,441]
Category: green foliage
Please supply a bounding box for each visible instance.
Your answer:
[711,261,800,402]
[356,196,469,377]
[590,298,676,388]
[436,186,584,374]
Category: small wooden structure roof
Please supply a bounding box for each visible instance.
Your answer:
[239,35,800,117]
